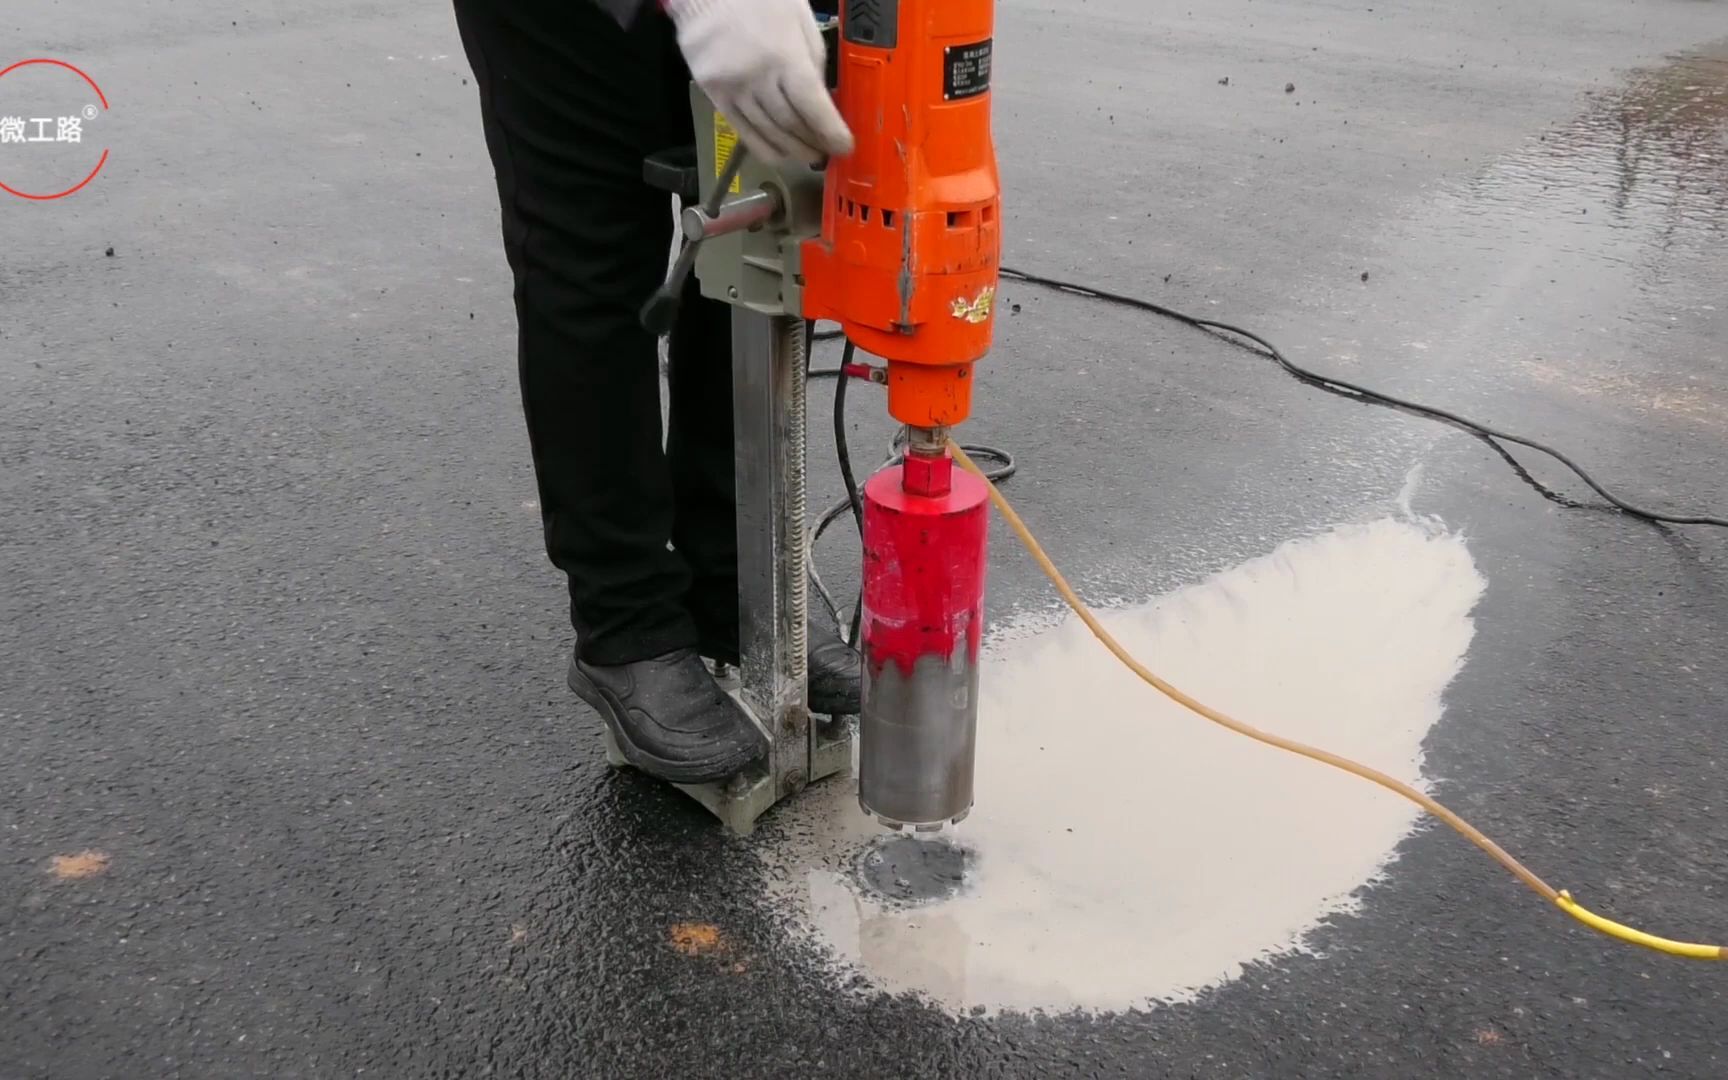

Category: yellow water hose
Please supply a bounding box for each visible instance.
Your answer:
[947,440,1723,961]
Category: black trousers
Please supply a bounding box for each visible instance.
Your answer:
[454,0,740,665]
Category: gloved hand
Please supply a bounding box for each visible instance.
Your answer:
[665,0,853,166]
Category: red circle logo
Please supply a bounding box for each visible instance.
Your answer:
[0,58,111,200]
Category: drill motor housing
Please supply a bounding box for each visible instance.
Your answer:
[802,0,1001,430]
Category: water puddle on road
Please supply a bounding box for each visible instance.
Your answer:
[1329,43,1728,432]
[1476,44,1728,250]
[761,516,1486,1015]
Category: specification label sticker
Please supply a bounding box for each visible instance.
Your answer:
[944,40,993,101]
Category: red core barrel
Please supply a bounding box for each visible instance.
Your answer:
[857,458,990,829]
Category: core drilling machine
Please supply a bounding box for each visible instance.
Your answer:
[633,0,1001,834]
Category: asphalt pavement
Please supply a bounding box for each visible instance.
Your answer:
[3,1,1727,1076]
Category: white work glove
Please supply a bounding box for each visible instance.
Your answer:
[665,0,854,166]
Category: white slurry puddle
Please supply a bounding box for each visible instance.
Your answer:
[764,516,1486,1015]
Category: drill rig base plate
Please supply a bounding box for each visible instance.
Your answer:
[598,709,853,836]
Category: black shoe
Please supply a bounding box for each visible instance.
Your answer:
[698,622,862,716]
[567,648,767,785]
[806,622,862,716]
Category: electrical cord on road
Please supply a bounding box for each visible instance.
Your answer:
[996,266,1728,529]
[947,438,1723,961]
[808,262,1724,639]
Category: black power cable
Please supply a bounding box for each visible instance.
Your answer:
[832,340,868,539]
[833,340,867,645]
[996,266,1728,529]
[805,262,1722,644]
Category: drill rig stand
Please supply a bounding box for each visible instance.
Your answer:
[624,83,850,835]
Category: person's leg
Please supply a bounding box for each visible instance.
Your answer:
[454,0,693,666]
[665,280,739,654]
[455,0,766,778]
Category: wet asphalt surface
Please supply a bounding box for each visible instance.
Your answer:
[4,1,1728,1076]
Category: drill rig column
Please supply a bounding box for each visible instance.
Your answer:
[803,0,1001,830]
